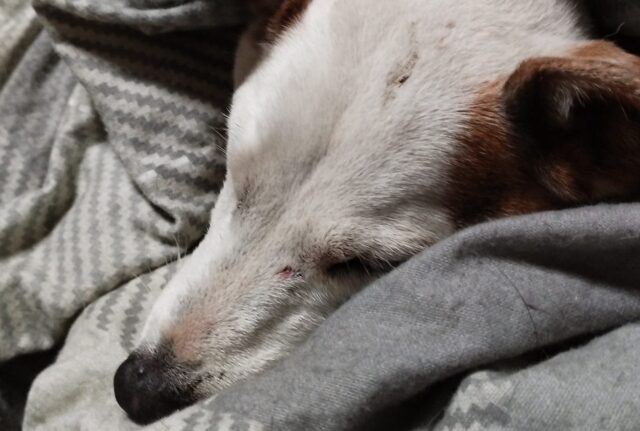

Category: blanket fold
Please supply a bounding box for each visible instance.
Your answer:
[0,1,638,430]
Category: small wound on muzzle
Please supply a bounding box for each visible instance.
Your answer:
[277,267,295,279]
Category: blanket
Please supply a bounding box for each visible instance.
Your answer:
[1,1,639,430]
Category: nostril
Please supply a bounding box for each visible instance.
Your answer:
[113,355,139,412]
[114,353,163,423]
[113,352,196,425]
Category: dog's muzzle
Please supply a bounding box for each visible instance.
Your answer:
[113,352,195,424]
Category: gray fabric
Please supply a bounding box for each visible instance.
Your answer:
[0,0,240,427]
[194,203,640,431]
[0,0,240,361]
[1,0,639,430]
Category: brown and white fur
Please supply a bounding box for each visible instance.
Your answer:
[114,0,640,424]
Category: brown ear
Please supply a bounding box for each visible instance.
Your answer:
[503,42,640,204]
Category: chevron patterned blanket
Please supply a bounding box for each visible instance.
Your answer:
[1,1,640,430]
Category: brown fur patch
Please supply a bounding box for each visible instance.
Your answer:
[447,41,640,228]
[446,81,559,228]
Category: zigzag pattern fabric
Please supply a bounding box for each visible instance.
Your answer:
[0,0,242,360]
[1,0,242,428]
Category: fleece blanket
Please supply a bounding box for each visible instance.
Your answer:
[1,0,640,430]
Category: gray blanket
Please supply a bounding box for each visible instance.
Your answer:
[1,1,639,430]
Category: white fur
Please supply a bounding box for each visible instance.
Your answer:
[139,0,588,397]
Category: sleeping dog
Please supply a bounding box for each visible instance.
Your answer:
[114,0,640,424]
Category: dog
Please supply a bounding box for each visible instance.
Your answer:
[114,0,640,424]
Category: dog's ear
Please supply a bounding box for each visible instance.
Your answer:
[503,42,640,204]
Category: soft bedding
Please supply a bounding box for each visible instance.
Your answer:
[1,1,639,430]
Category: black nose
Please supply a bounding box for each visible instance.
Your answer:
[113,352,193,424]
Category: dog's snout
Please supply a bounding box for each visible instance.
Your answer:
[113,352,192,424]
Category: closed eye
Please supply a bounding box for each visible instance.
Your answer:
[325,256,401,278]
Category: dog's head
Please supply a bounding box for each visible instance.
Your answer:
[114,0,640,423]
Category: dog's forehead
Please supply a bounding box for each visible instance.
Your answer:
[230,0,582,155]
[230,1,462,187]
[227,0,586,218]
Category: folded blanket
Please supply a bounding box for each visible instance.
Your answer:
[1,1,639,430]
[0,0,241,427]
